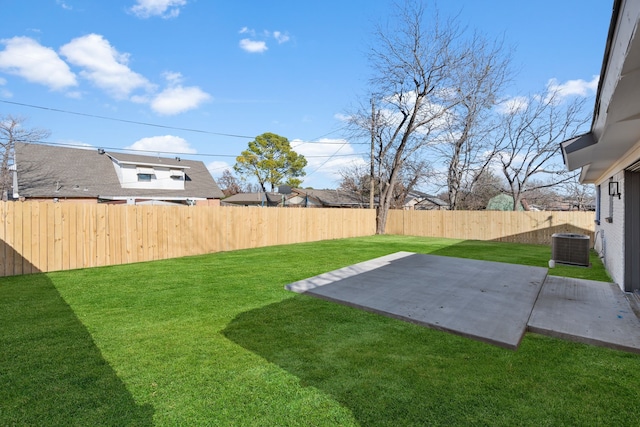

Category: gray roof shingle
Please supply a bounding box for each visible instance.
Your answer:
[292,188,367,207]
[222,192,286,206]
[14,143,224,200]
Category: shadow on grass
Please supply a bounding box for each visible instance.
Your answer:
[0,273,153,425]
[225,295,546,425]
[224,295,639,425]
[224,296,450,425]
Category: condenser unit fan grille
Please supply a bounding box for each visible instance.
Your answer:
[551,233,590,267]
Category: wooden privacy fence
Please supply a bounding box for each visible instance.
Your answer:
[0,202,376,277]
[0,202,596,277]
[386,210,595,245]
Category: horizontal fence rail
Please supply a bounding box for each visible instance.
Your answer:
[0,203,376,277]
[386,210,595,245]
[0,202,595,277]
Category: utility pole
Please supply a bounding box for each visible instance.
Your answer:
[369,98,376,210]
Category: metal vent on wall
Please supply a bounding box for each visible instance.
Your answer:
[551,233,590,267]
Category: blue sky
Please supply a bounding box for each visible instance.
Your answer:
[0,0,612,189]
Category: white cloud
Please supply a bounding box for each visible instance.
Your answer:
[151,86,211,115]
[125,135,196,153]
[0,79,12,98]
[162,71,183,85]
[207,161,232,178]
[334,113,351,122]
[60,34,152,99]
[56,0,72,10]
[150,72,211,115]
[495,76,599,114]
[291,138,366,184]
[65,90,83,99]
[0,36,77,91]
[273,31,290,44]
[239,39,268,54]
[545,75,599,103]
[238,28,291,53]
[492,150,531,175]
[496,96,529,115]
[130,0,187,19]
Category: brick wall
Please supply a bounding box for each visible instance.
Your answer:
[596,170,625,290]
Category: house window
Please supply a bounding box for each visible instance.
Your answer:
[136,166,155,182]
[170,169,185,180]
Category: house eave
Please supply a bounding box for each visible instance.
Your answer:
[560,133,597,171]
[106,153,190,170]
[568,0,640,183]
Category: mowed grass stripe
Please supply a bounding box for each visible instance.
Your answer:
[2,235,637,426]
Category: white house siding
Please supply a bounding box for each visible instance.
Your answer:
[561,0,640,291]
[595,170,626,290]
[113,162,186,190]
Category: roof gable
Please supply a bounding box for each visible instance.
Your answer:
[14,143,224,200]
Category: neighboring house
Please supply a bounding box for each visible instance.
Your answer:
[222,192,283,207]
[520,199,541,212]
[222,188,369,208]
[403,191,448,210]
[561,0,640,292]
[13,142,224,205]
[543,199,596,212]
[287,188,368,208]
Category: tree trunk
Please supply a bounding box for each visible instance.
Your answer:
[375,205,387,234]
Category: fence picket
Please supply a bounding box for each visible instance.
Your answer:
[0,202,595,277]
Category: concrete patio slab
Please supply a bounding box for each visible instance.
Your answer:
[528,276,640,353]
[286,252,548,350]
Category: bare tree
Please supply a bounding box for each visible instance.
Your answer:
[434,34,511,210]
[381,157,432,209]
[217,169,243,196]
[0,115,50,200]
[337,162,371,199]
[520,181,562,210]
[337,157,431,209]
[494,90,589,210]
[243,182,263,193]
[348,1,511,233]
[456,169,505,210]
[560,175,595,211]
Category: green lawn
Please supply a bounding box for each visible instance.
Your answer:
[1,235,639,426]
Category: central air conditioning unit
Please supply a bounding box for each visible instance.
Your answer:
[551,233,590,267]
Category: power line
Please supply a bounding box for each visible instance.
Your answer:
[305,141,350,178]
[1,99,369,144]
[8,139,367,159]
[1,99,254,139]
